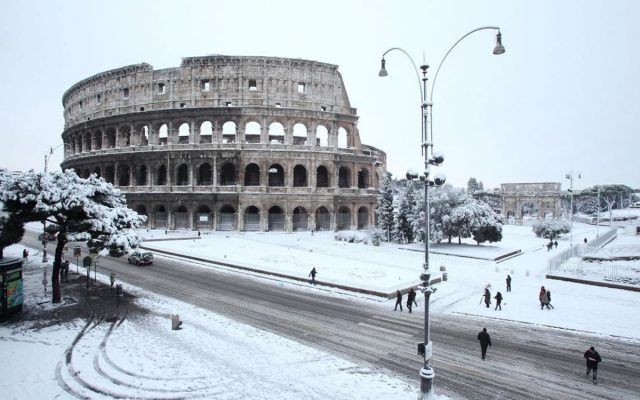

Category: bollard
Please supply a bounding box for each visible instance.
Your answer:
[116,284,122,296]
[442,272,448,281]
[439,265,446,272]
[171,314,183,330]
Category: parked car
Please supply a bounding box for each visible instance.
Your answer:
[108,245,127,257]
[87,239,105,252]
[128,251,153,266]
[38,232,57,242]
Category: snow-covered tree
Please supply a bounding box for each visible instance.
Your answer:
[375,172,395,241]
[470,201,503,245]
[393,181,417,243]
[473,188,502,214]
[0,170,146,303]
[467,177,480,194]
[0,170,28,259]
[532,218,571,240]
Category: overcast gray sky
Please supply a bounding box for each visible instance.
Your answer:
[1,0,638,191]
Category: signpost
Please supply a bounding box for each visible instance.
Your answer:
[74,246,81,274]
[89,252,99,282]
[82,256,92,290]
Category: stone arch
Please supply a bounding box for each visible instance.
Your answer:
[200,121,213,144]
[218,205,236,231]
[268,206,285,231]
[220,162,237,186]
[174,205,189,229]
[106,128,116,148]
[293,165,307,187]
[105,165,115,184]
[178,122,190,144]
[338,127,348,148]
[268,122,285,144]
[156,164,167,185]
[244,163,260,186]
[158,124,169,145]
[139,125,150,146]
[268,164,285,187]
[196,205,213,230]
[337,206,351,230]
[316,125,328,147]
[357,168,370,189]
[176,163,189,186]
[293,123,308,145]
[245,121,261,144]
[82,168,91,179]
[357,206,369,229]
[222,121,237,143]
[243,205,261,231]
[197,163,213,185]
[292,206,309,231]
[119,125,132,147]
[153,205,168,229]
[84,132,92,151]
[94,130,103,150]
[136,165,148,186]
[338,166,351,188]
[315,206,331,231]
[316,165,329,188]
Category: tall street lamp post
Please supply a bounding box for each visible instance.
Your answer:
[565,171,581,246]
[42,143,66,262]
[378,27,504,399]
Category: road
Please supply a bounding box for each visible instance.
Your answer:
[24,233,640,399]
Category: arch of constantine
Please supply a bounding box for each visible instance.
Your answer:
[501,182,562,220]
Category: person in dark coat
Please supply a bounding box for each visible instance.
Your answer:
[554,240,558,249]
[308,267,317,285]
[477,328,492,360]
[494,292,503,310]
[506,274,511,292]
[22,248,29,260]
[394,290,403,311]
[406,288,418,313]
[584,346,602,384]
[539,286,548,309]
[483,287,491,308]
[546,289,554,309]
[547,241,553,251]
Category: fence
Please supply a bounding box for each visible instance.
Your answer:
[547,228,617,272]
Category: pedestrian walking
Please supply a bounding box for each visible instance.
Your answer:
[546,289,554,309]
[539,286,548,309]
[584,237,588,245]
[406,288,418,313]
[477,327,492,360]
[22,248,29,260]
[110,272,116,289]
[554,240,558,249]
[483,287,492,308]
[547,241,553,251]
[584,346,602,384]
[308,267,317,285]
[494,292,503,310]
[506,274,511,292]
[394,290,403,311]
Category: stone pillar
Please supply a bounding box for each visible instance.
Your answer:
[113,162,119,186]
[309,208,316,231]
[351,162,357,188]
[284,122,293,145]
[190,120,196,144]
[212,157,218,186]
[193,120,200,144]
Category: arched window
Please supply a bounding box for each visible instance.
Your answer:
[94,131,102,150]
[338,167,350,188]
[292,207,308,231]
[178,122,190,144]
[105,166,115,184]
[156,165,167,186]
[140,126,149,146]
[243,206,260,231]
[316,165,329,188]
[174,205,189,229]
[337,206,351,230]
[154,205,167,229]
[338,127,348,148]
[357,168,369,189]
[357,206,369,229]
[137,165,148,186]
[200,121,213,144]
[106,129,116,148]
[293,165,307,187]
[84,132,92,151]
[197,163,212,185]
[93,167,101,178]
[268,122,285,144]
[196,205,213,230]
[82,169,90,179]
[159,124,168,145]
[268,206,285,231]
[316,125,328,147]
[315,206,330,231]
[176,164,189,186]
[293,123,307,145]
[220,162,237,185]
[222,121,236,143]
[218,205,236,231]
[121,127,131,147]
[245,121,261,144]
[244,163,260,186]
[268,164,284,187]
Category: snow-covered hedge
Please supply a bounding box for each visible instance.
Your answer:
[532,218,571,240]
[334,230,382,246]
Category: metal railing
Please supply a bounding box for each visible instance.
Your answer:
[547,228,618,273]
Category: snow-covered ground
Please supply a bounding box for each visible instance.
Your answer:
[3,222,639,399]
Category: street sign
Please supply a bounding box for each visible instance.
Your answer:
[73,247,81,257]
[89,252,99,261]
[82,256,92,268]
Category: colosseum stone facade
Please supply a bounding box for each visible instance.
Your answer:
[59,55,386,232]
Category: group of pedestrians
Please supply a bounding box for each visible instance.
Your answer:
[546,240,559,251]
[481,282,505,311]
[394,288,418,313]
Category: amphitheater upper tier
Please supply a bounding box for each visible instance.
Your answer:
[60,55,386,232]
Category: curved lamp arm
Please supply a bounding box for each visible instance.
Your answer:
[380,47,425,102]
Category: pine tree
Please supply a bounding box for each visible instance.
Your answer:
[375,172,395,242]
[393,181,417,243]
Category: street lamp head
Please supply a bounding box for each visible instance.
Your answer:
[429,151,445,166]
[493,31,506,55]
[433,172,447,186]
[378,58,388,77]
[406,168,419,180]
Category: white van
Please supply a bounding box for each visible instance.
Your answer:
[630,201,640,208]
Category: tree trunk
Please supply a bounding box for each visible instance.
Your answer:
[52,235,67,303]
[0,247,3,259]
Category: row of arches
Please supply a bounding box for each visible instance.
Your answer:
[135,204,372,232]
[65,120,354,154]
[77,162,375,189]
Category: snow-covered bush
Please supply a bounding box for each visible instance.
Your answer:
[532,218,571,240]
[370,228,384,246]
[334,230,371,244]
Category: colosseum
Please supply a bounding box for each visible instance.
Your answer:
[59,55,386,232]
